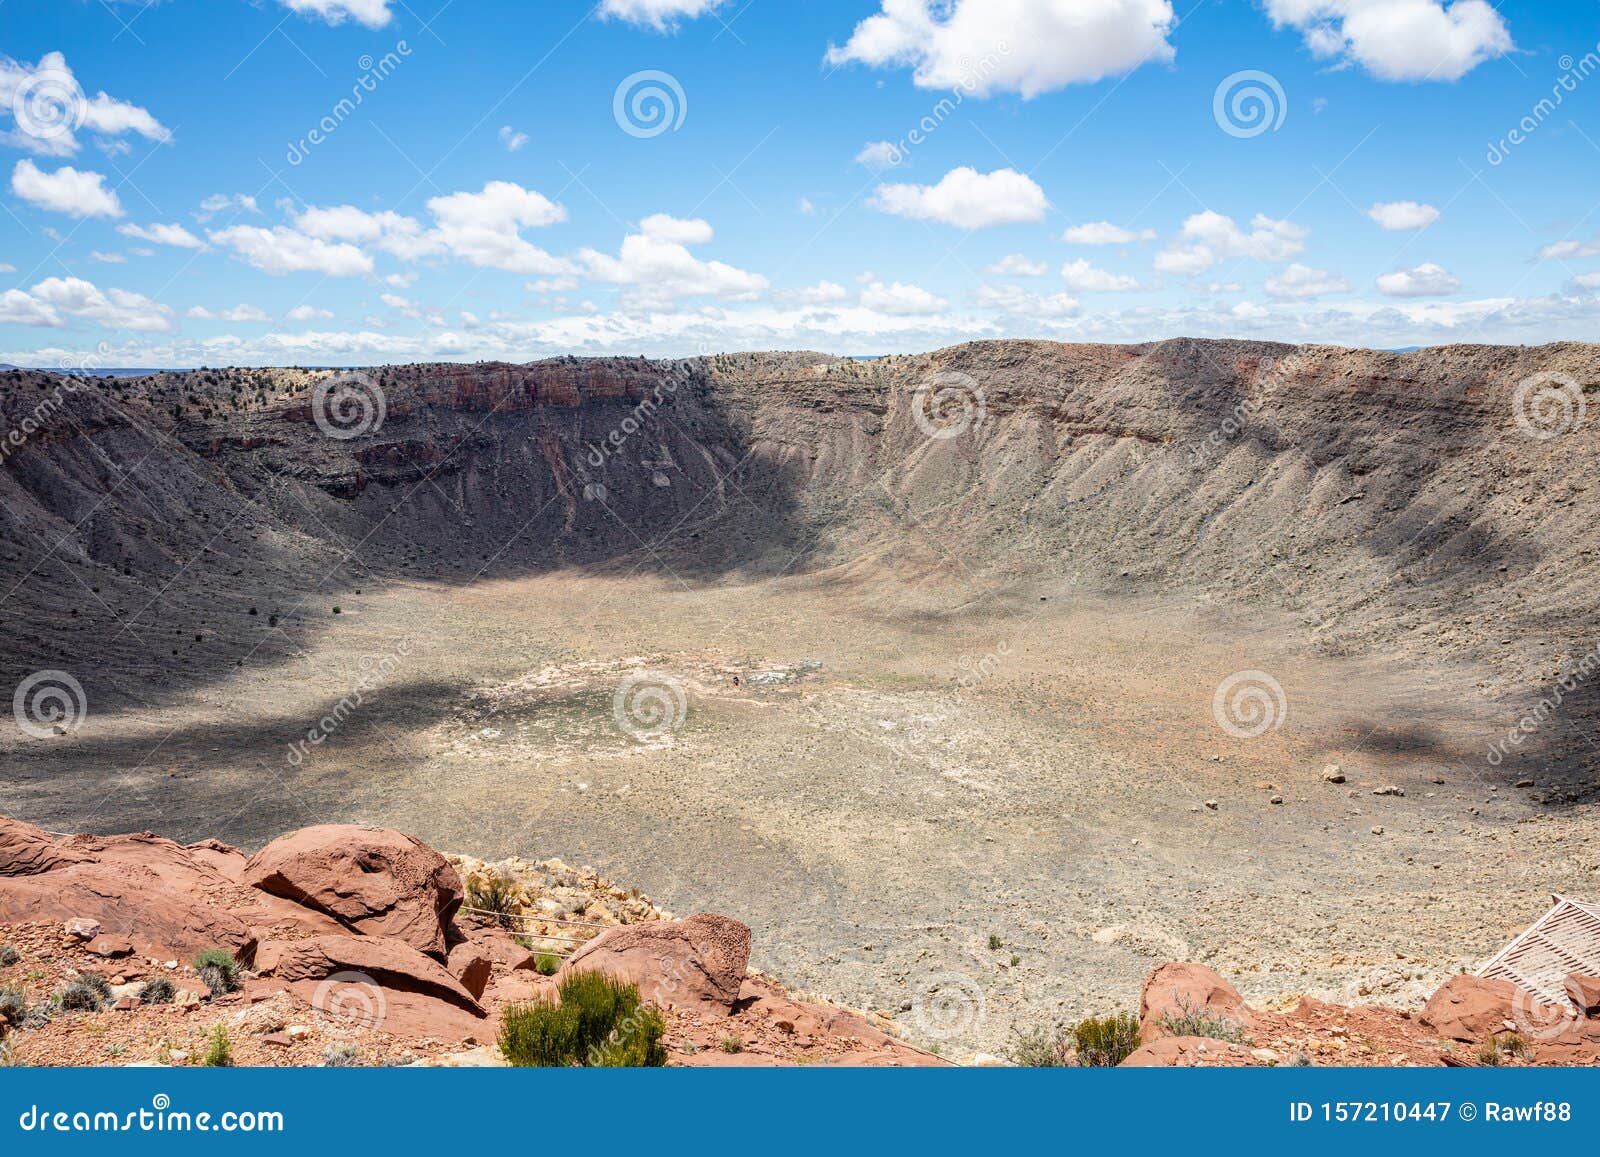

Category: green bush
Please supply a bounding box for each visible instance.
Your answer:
[194,950,238,996]
[138,978,175,1005]
[1008,1022,1073,1067]
[202,1024,233,1067]
[533,951,562,976]
[57,974,110,1013]
[467,873,521,929]
[1157,998,1249,1044]
[1072,1012,1142,1067]
[498,971,667,1068]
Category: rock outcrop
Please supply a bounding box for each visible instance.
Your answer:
[557,912,752,1014]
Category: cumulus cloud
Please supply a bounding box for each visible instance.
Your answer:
[0,275,172,330]
[10,159,121,218]
[117,221,205,249]
[1264,262,1351,298]
[976,282,1080,318]
[196,193,259,222]
[1376,262,1461,296]
[1367,200,1440,230]
[580,214,767,307]
[208,225,374,277]
[776,281,852,305]
[855,140,905,171]
[1263,0,1512,81]
[858,280,948,315]
[425,181,570,274]
[825,0,1176,98]
[985,254,1049,276]
[1061,257,1139,291]
[499,125,529,152]
[870,167,1048,229]
[1538,238,1600,261]
[1061,221,1157,245]
[286,304,335,321]
[1155,211,1308,275]
[599,0,727,30]
[0,52,170,157]
[279,0,393,27]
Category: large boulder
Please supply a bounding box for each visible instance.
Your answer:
[1419,975,1556,1042]
[260,934,483,1014]
[1567,975,1600,1018]
[557,913,752,1014]
[1139,963,1255,1042]
[0,816,90,876]
[243,825,463,959]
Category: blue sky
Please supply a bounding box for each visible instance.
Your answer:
[1,0,1598,365]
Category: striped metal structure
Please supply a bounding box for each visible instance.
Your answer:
[1476,895,1600,1007]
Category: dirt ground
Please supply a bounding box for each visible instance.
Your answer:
[2,555,1590,1056]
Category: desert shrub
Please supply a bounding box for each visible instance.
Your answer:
[1478,1033,1529,1066]
[1008,1022,1074,1067]
[203,1024,233,1067]
[57,974,110,1012]
[1072,1012,1142,1067]
[720,1036,744,1054]
[498,971,666,1068]
[533,951,562,976]
[0,945,19,967]
[194,949,238,995]
[138,978,175,1005]
[987,934,1003,950]
[467,873,520,929]
[0,1039,19,1067]
[0,987,27,1029]
[322,1042,360,1067]
[1158,998,1249,1044]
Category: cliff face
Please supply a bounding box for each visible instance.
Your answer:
[0,339,1596,749]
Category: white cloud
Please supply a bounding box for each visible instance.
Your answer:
[208,225,374,277]
[1264,0,1512,81]
[1061,257,1138,291]
[985,254,1049,276]
[1062,221,1157,245]
[1376,261,1460,296]
[777,281,852,305]
[1573,273,1600,291]
[1265,262,1351,298]
[599,0,727,30]
[1538,238,1600,261]
[196,193,259,222]
[499,125,529,152]
[0,52,169,157]
[858,280,948,315]
[798,197,816,216]
[0,275,172,330]
[1155,211,1308,275]
[1367,200,1440,230]
[89,250,124,263]
[286,304,335,321]
[11,159,122,218]
[279,0,393,27]
[581,214,767,307]
[425,181,570,274]
[976,283,1080,318]
[188,303,272,323]
[871,167,1048,229]
[855,140,904,171]
[117,221,205,249]
[825,0,1176,98]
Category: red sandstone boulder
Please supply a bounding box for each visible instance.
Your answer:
[1419,975,1557,1042]
[0,816,90,876]
[259,934,483,1015]
[1139,963,1256,1041]
[557,912,752,1014]
[447,941,495,1000]
[242,825,463,959]
[1566,975,1600,1018]
[1121,1034,1253,1067]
